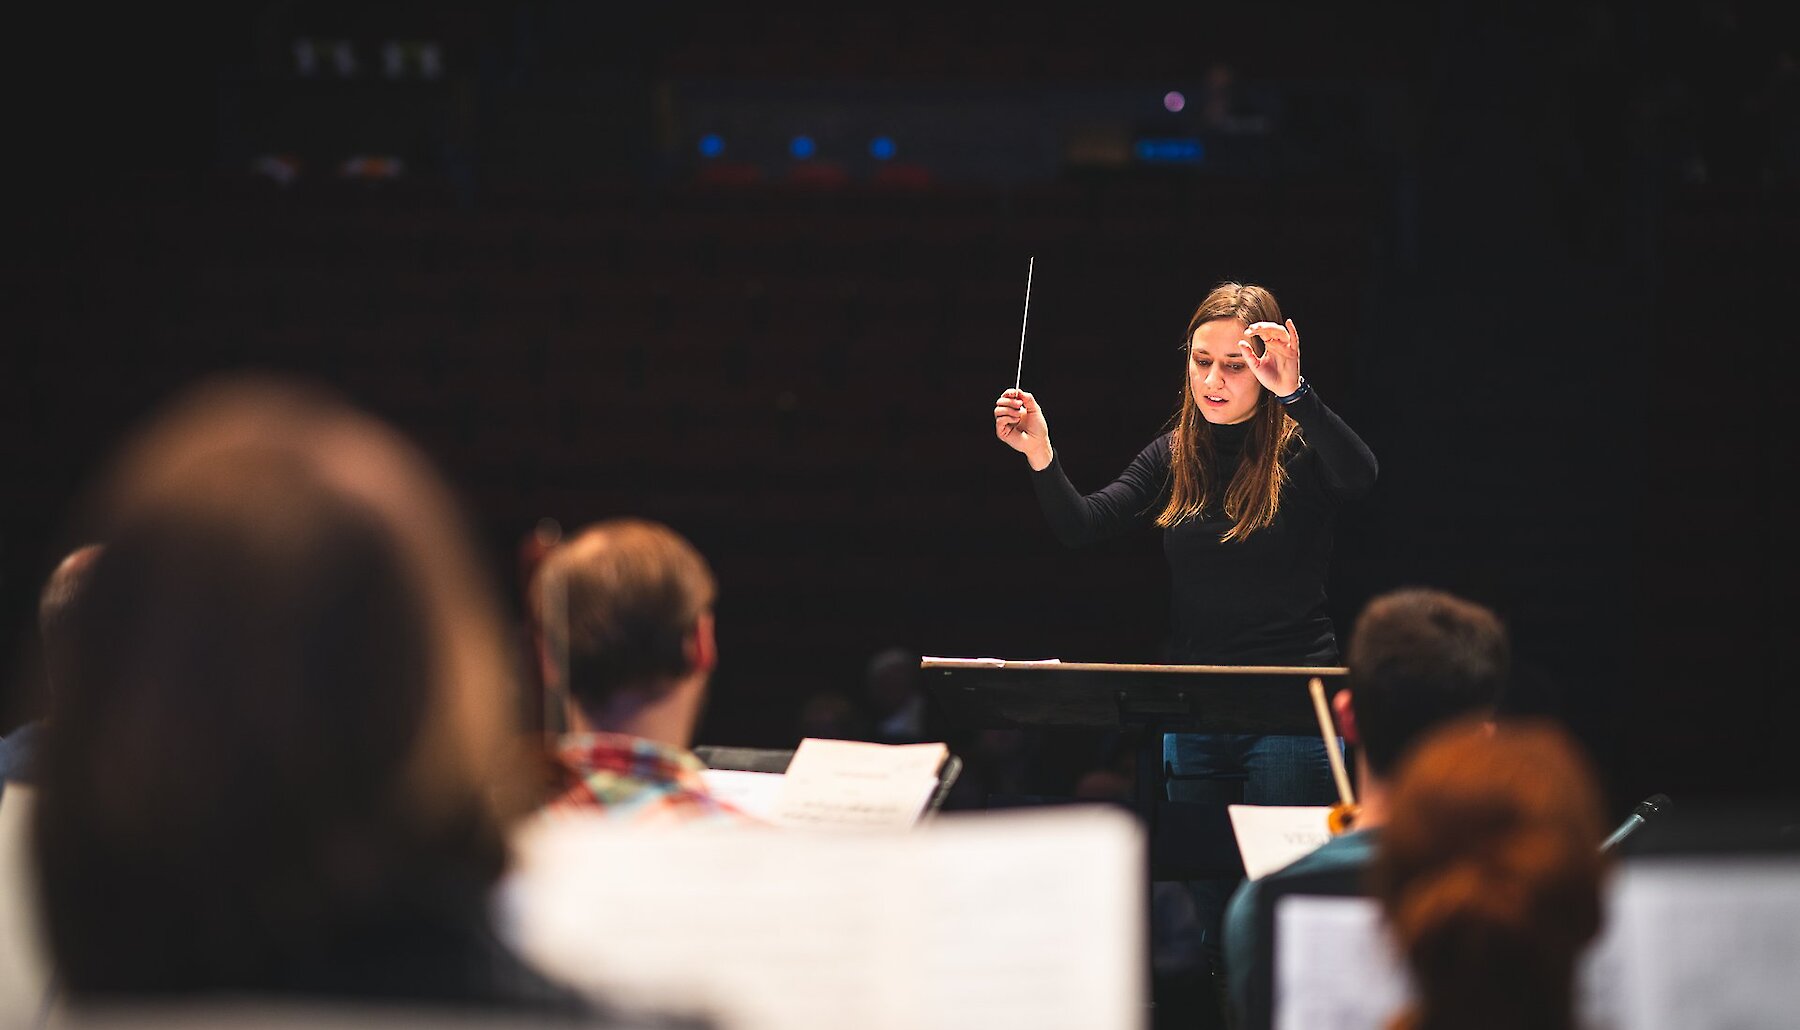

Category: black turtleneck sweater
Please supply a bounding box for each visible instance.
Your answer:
[1030,388,1377,666]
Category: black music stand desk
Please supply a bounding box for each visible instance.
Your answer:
[922,660,1347,879]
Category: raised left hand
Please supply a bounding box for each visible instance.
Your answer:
[1241,319,1302,398]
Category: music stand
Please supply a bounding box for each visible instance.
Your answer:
[921,661,1348,878]
[693,744,965,821]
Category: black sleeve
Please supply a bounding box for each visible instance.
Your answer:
[1284,387,1378,500]
[1029,436,1170,547]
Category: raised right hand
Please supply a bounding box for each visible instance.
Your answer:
[994,389,1054,470]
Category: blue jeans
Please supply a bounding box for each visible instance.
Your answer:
[1163,732,1339,806]
[1163,732,1342,967]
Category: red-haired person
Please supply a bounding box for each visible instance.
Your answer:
[1222,587,1511,1030]
[1373,721,1608,1030]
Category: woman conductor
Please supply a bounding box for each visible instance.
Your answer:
[992,281,1377,808]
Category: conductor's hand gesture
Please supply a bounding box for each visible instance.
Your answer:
[994,388,1054,471]
[1241,319,1303,398]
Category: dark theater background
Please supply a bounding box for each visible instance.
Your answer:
[2,1,1796,819]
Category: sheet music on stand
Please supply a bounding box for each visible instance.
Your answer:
[696,768,787,824]
[506,806,1146,1030]
[1271,856,1800,1030]
[695,738,960,831]
[1229,805,1334,880]
[0,786,50,1027]
[772,738,949,831]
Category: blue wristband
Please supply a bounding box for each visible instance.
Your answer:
[1276,375,1310,406]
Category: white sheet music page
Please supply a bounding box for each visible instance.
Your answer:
[0,786,50,1026]
[1607,856,1800,1030]
[505,816,902,1030]
[771,738,946,831]
[908,808,1145,1030]
[696,769,786,824]
[1273,895,1407,1030]
[1268,857,1800,1030]
[1227,805,1333,880]
[504,805,1145,1030]
[1271,892,1621,1029]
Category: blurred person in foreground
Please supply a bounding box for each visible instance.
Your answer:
[0,544,103,787]
[29,378,597,1017]
[1224,587,1510,1030]
[1373,721,1607,1030]
[531,519,751,825]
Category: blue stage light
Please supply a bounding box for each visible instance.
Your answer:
[790,135,816,160]
[1133,137,1204,163]
[870,136,897,160]
[698,134,725,158]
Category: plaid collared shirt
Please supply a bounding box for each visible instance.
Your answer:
[548,731,754,826]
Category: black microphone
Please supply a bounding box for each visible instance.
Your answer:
[1601,793,1671,853]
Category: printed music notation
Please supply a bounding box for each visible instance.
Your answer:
[771,738,949,831]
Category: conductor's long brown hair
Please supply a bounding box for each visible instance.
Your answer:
[1156,282,1300,540]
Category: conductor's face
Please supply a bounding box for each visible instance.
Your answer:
[1189,318,1262,425]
